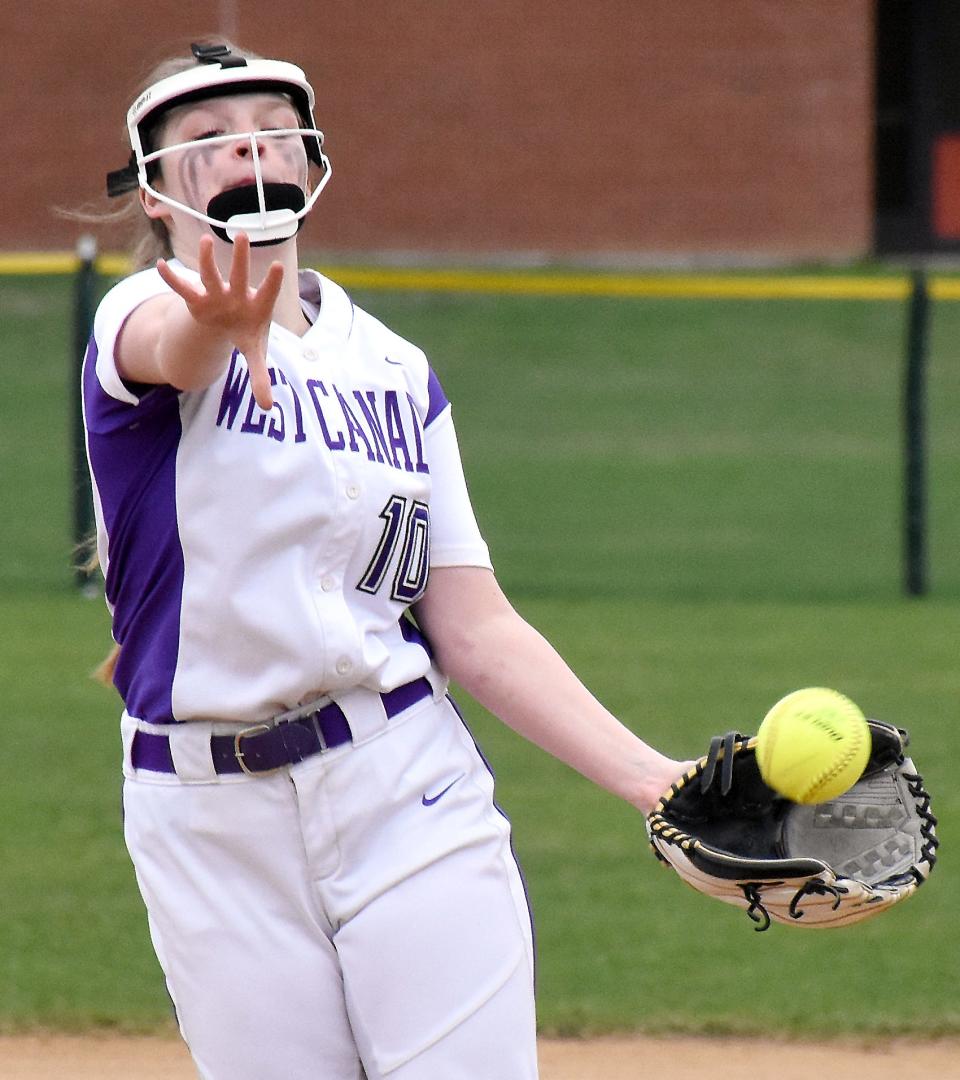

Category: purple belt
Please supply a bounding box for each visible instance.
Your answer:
[130,677,433,777]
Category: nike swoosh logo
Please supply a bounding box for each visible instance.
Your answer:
[422,774,465,806]
[384,355,404,366]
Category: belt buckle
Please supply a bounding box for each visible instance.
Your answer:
[234,723,282,776]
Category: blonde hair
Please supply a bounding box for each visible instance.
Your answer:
[72,534,114,684]
[93,643,121,686]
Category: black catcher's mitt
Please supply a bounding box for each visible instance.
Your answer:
[646,719,938,930]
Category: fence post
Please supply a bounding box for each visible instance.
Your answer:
[72,234,98,594]
[903,268,929,597]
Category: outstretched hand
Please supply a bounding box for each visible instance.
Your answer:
[157,233,284,410]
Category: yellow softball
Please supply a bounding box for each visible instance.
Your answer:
[755,687,871,804]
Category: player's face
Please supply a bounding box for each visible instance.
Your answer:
[142,92,309,248]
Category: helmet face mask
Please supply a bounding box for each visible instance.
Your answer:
[107,43,332,246]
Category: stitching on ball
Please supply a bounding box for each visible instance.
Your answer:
[801,724,865,802]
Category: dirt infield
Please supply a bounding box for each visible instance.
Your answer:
[0,1033,957,1079]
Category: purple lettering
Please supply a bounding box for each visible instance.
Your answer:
[266,369,285,442]
[276,369,306,443]
[215,352,249,429]
[241,384,268,435]
[384,391,413,472]
[335,386,376,461]
[306,379,346,450]
[353,390,393,465]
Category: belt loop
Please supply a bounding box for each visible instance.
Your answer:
[124,714,220,783]
[334,686,389,746]
[120,713,139,778]
[334,676,434,747]
[425,667,449,701]
[168,724,221,781]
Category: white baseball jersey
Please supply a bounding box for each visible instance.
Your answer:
[83,263,492,725]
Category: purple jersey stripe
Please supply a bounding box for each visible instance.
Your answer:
[83,337,185,723]
[424,366,449,428]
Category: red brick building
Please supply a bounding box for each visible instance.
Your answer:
[9,1,875,261]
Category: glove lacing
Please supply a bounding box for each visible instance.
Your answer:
[739,884,771,931]
[903,770,940,876]
[739,878,848,932]
[788,880,846,922]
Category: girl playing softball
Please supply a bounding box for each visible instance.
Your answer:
[86,39,688,1080]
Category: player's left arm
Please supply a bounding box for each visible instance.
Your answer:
[413,565,689,814]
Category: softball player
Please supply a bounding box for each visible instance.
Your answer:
[85,41,688,1080]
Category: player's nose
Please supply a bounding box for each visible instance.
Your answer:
[232,133,268,158]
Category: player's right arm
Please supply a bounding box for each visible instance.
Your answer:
[414,565,691,814]
[115,233,282,409]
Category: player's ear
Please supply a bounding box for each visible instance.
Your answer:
[139,186,168,222]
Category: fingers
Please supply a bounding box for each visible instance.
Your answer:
[245,325,275,411]
[156,257,205,306]
[248,356,275,412]
[196,235,226,296]
[158,237,224,311]
[229,237,283,311]
[227,232,250,296]
[159,233,285,413]
[244,257,282,411]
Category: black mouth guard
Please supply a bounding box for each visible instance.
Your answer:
[206,182,307,245]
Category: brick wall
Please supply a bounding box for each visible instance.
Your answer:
[9,0,873,261]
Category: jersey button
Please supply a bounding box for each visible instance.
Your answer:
[335,657,353,675]
[303,347,318,362]
[319,575,336,592]
[345,484,361,500]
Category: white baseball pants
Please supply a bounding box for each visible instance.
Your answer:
[121,690,538,1079]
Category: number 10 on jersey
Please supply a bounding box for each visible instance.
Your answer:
[357,495,431,604]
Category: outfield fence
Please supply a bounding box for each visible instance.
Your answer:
[0,241,946,598]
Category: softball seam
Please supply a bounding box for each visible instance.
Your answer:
[799,725,866,803]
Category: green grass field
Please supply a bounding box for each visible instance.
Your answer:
[1,271,957,1036]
